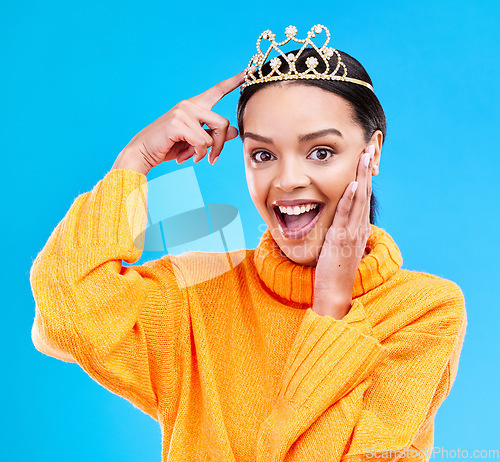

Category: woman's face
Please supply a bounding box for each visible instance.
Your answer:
[242,83,381,266]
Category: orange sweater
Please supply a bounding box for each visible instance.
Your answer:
[30,168,467,462]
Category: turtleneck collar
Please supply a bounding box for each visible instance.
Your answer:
[253,224,403,306]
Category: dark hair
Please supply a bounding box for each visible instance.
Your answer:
[236,47,386,225]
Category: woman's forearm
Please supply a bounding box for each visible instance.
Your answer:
[111,147,151,176]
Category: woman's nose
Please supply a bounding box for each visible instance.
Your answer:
[273,158,311,192]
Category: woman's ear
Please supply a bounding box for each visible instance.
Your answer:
[369,130,383,177]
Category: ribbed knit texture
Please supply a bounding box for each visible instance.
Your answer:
[30,168,467,462]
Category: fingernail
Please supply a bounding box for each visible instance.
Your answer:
[351,181,358,194]
[367,145,375,158]
[214,155,220,164]
[363,153,370,167]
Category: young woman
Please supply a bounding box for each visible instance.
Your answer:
[30,25,467,462]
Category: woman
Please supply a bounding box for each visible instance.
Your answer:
[30,24,467,461]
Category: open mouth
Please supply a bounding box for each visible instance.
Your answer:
[273,202,324,240]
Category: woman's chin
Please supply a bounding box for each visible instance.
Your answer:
[276,239,320,267]
[268,222,326,266]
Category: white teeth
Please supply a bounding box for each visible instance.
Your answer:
[278,203,319,215]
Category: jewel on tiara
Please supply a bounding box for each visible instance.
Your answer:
[240,24,374,93]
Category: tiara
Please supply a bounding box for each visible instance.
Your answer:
[240,24,374,93]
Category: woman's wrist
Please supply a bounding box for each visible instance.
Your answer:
[312,296,352,320]
[111,148,152,176]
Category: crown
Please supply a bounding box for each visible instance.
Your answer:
[241,24,374,93]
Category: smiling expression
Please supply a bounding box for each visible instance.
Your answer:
[242,82,381,266]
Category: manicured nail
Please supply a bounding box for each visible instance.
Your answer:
[363,153,371,167]
[368,145,375,158]
[351,181,358,194]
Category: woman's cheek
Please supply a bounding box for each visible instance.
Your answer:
[246,173,269,220]
[245,172,260,203]
[321,164,357,199]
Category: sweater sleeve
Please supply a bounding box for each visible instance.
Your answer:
[255,298,387,458]
[255,283,467,461]
[30,168,184,421]
[339,284,467,462]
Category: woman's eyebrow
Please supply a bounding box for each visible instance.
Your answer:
[242,132,273,143]
[242,128,343,144]
[299,128,343,142]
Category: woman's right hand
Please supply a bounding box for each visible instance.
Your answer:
[111,69,248,175]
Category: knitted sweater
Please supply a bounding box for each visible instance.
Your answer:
[30,168,467,462]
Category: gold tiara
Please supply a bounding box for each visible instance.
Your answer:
[241,24,374,93]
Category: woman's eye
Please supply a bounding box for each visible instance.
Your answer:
[308,148,334,161]
[250,151,275,163]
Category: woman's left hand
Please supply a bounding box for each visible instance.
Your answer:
[312,145,375,319]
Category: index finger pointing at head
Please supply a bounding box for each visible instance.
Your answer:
[189,69,248,110]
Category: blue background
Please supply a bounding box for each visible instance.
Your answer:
[2,0,498,460]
